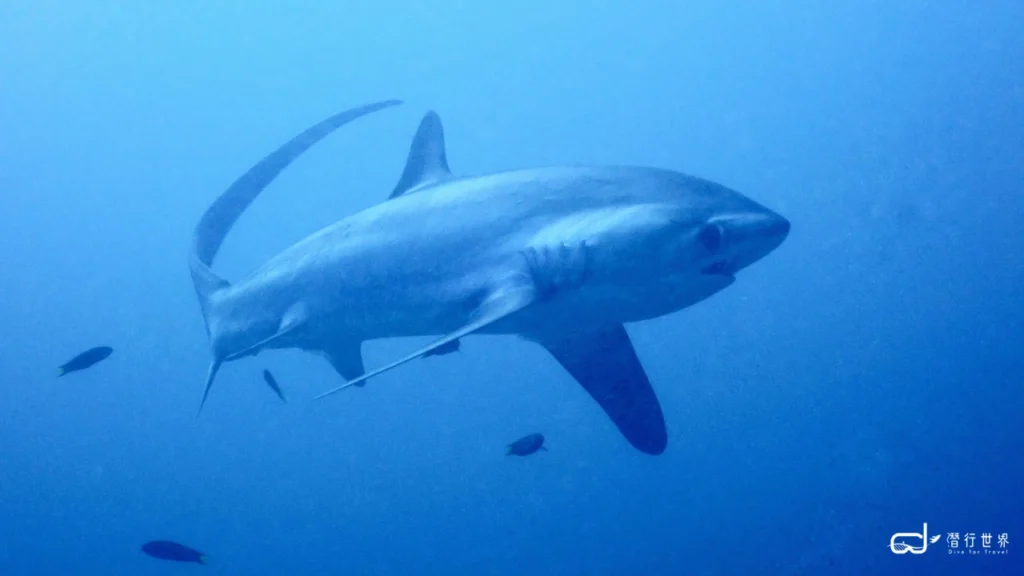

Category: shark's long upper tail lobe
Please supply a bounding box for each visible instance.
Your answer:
[189,100,403,326]
[188,100,403,413]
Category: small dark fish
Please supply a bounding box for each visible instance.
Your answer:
[141,540,207,564]
[57,346,112,377]
[422,338,460,358]
[506,433,547,456]
[262,369,287,403]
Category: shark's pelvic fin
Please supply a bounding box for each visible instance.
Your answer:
[534,324,667,455]
[226,303,309,361]
[312,280,537,400]
[278,302,310,335]
[422,338,460,357]
[321,340,366,386]
[388,111,452,199]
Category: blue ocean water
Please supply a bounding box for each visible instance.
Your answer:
[1,2,1021,574]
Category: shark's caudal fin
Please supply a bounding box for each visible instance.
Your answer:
[388,111,452,199]
[188,100,403,413]
[189,100,403,318]
[195,360,222,418]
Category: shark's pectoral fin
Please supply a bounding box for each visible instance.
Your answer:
[312,283,537,401]
[321,340,367,386]
[534,325,667,455]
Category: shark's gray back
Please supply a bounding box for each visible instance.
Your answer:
[247,165,755,280]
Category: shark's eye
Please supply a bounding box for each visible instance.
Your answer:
[699,222,723,252]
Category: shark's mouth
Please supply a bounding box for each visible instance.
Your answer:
[701,260,736,276]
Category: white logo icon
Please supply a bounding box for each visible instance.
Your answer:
[890,523,942,554]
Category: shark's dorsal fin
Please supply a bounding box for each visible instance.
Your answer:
[388,111,452,199]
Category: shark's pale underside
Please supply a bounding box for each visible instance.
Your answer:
[188,100,790,455]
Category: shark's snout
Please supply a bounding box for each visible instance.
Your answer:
[743,210,789,267]
[763,211,791,250]
[699,210,789,277]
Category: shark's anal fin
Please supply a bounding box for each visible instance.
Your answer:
[321,340,367,387]
[312,284,536,401]
[536,325,667,455]
[388,111,452,199]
